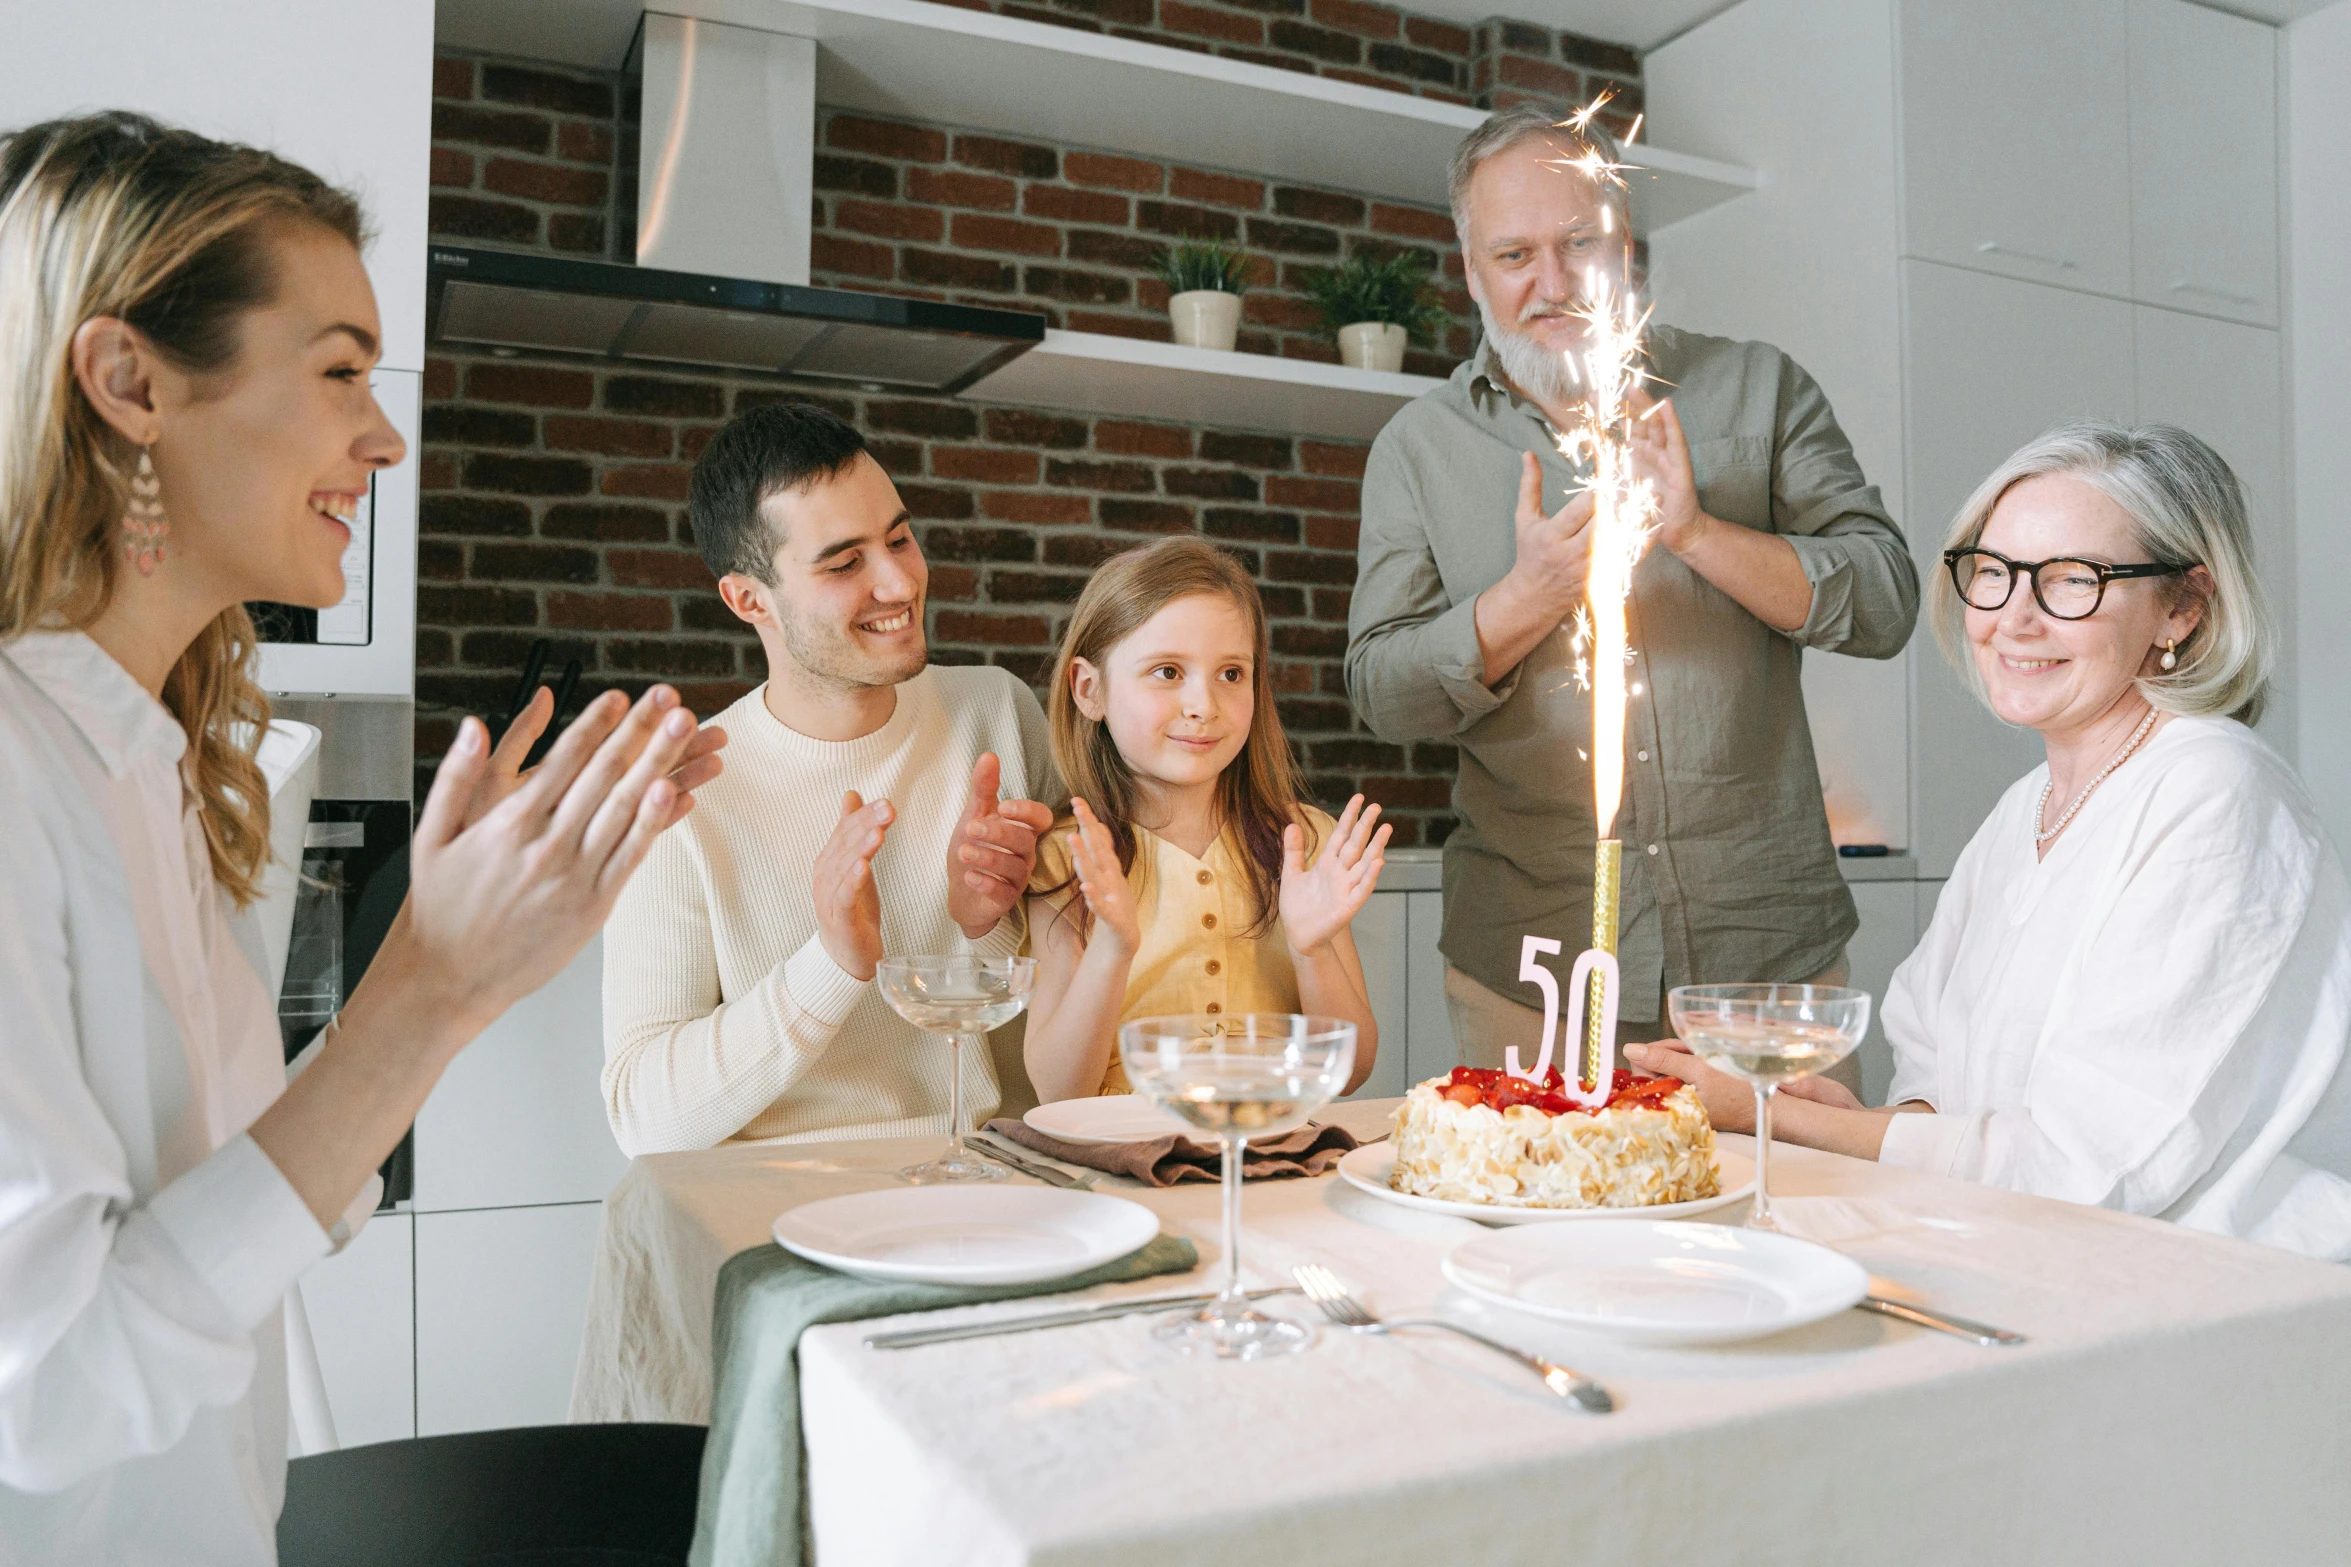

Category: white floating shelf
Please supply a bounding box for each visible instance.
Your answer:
[440,0,1758,230]
[963,330,1440,442]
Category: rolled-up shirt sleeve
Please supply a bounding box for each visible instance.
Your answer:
[1770,355,1918,660]
[600,825,867,1157]
[0,804,327,1495]
[1346,435,1518,741]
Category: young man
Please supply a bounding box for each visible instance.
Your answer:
[600,403,1056,1153]
[1345,105,1918,1084]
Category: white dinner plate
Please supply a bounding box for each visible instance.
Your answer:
[1442,1220,1870,1345]
[771,1186,1161,1285]
[1335,1143,1755,1226]
[1024,1094,1194,1146]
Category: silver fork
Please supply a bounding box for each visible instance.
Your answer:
[1292,1265,1614,1413]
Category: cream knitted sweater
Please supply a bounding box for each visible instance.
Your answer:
[600,666,1054,1154]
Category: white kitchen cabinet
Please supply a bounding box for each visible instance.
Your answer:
[1899,0,2134,300]
[2289,5,2351,851]
[1643,0,1912,854]
[2131,306,2291,746]
[1902,259,2139,876]
[1843,882,1919,1107]
[414,935,627,1213]
[1405,890,1458,1083]
[2128,0,2279,326]
[1804,652,1911,851]
[0,0,432,367]
[296,1214,415,1448]
[415,1202,605,1436]
[1344,892,1411,1101]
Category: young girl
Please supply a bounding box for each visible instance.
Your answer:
[1023,536,1388,1103]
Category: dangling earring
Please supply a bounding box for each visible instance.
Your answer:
[2159,638,2178,672]
[120,446,168,576]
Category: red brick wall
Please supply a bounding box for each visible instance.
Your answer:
[419,17,1643,844]
[807,110,1472,379]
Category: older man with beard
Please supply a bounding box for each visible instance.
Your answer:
[1347,105,1917,1079]
[599,402,1058,1153]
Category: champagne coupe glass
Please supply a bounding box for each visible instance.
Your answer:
[878,956,1037,1185]
[1118,1013,1353,1360]
[1665,984,1871,1232]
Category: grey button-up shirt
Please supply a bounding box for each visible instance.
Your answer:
[1346,326,1918,1023]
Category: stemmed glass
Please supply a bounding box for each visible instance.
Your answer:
[877,956,1037,1185]
[1665,984,1871,1232]
[1118,1013,1354,1360]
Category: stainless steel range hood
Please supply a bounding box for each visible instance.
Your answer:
[426,245,1044,394]
[424,13,1043,395]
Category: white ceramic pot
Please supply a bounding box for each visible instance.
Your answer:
[1168,289,1242,352]
[1337,320,1408,372]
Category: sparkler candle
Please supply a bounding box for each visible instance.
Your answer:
[1565,265,1657,1096]
[1509,99,1660,1108]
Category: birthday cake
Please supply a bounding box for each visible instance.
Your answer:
[1388,1066,1720,1209]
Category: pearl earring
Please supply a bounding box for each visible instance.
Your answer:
[120,446,168,576]
[2159,638,2178,672]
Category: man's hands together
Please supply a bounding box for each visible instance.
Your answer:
[811,753,1049,982]
[947,752,1053,939]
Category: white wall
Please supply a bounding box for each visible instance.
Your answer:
[0,0,434,370]
[2288,1,2351,846]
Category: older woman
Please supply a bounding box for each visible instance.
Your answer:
[1632,422,2351,1261]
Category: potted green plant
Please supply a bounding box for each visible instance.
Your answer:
[1153,241,1249,352]
[1299,251,1447,373]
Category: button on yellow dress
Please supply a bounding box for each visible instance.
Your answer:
[1029,807,1339,1095]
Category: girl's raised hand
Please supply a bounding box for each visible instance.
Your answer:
[1068,798,1143,958]
[1278,793,1391,956]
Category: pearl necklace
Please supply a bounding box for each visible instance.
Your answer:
[2035,706,2160,845]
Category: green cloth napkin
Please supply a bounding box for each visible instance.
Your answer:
[688,1232,1200,1567]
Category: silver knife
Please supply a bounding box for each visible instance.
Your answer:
[864,1287,1298,1349]
[969,1132,1092,1189]
[1857,1295,2027,1346]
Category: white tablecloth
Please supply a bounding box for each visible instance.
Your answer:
[574,1102,2351,1566]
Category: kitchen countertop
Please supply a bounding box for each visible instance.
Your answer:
[1373,846,1922,895]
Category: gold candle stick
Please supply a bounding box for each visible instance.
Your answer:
[1584,837,1621,1089]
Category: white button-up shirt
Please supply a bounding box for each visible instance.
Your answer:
[0,631,335,1565]
[1881,715,2351,1260]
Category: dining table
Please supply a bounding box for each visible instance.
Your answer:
[572,1098,2351,1566]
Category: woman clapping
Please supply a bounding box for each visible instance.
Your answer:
[0,114,722,1559]
[1634,422,2351,1260]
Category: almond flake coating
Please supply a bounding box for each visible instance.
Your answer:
[1387,1076,1721,1209]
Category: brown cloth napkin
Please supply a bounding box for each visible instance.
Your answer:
[984,1117,1358,1187]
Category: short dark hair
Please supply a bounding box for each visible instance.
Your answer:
[687,401,868,582]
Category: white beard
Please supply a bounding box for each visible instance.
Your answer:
[1476,296,1584,409]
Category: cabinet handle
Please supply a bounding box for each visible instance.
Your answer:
[1976,240,2075,271]
[2167,279,2260,308]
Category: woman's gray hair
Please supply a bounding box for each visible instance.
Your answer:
[1447,103,1628,240]
[1931,421,2274,726]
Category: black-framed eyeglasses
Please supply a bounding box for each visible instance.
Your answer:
[1941,547,2195,621]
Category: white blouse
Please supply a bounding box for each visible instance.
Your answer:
[0,632,344,1565]
[1881,715,2351,1260]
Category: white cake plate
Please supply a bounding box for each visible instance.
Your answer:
[1334,1143,1754,1226]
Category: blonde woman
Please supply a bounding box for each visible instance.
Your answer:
[0,114,723,1560]
[1633,423,2351,1261]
